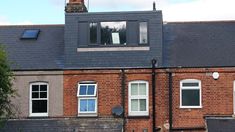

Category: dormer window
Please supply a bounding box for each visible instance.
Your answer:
[100,21,126,45]
[21,29,40,39]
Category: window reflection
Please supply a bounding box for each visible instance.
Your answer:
[101,22,126,45]
[90,23,97,44]
[139,22,148,44]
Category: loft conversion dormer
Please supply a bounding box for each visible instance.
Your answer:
[64,11,163,68]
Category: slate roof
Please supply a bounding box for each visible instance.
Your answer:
[0,118,123,132]
[163,21,235,68]
[1,20,235,70]
[206,117,235,132]
[0,25,64,70]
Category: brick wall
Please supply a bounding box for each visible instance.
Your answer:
[170,68,235,130]
[63,68,235,132]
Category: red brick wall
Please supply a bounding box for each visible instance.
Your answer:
[171,68,235,130]
[63,68,235,132]
[64,70,122,117]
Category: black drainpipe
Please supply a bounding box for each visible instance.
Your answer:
[151,59,157,132]
[121,69,126,132]
[168,72,173,132]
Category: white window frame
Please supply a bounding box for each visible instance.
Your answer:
[29,82,49,117]
[77,83,97,116]
[180,79,202,108]
[128,80,149,116]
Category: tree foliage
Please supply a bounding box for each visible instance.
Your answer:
[0,45,15,121]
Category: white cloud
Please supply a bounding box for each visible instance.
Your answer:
[0,16,33,25]
[87,0,235,21]
[161,0,235,21]
[0,16,10,25]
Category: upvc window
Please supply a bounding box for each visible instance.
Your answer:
[30,82,48,117]
[100,21,126,45]
[139,22,148,44]
[77,83,97,115]
[180,79,202,108]
[128,81,149,116]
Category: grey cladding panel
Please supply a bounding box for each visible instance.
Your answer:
[78,22,88,47]
[127,21,138,45]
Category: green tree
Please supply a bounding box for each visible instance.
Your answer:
[0,45,16,127]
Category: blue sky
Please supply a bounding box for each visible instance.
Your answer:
[0,0,235,25]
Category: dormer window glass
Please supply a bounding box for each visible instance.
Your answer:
[89,23,98,44]
[101,21,126,45]
[139,22,148,44]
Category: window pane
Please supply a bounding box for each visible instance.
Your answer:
[79,85,87,95]
[131,99,138,111]
[32,100,47,113]
[40,92,47,98]
[21,29,40,39]
[182,89,200,106]
[87,85,95,95]
[139,83,146,95]
[32,92,39,98]
[90,23,97,44]
[131,84,138,95]
[139,22,148,44]
[80,99,87,112]
[182,82,199,87]
[87,99,96,112]
[139,99,147,111]
[101,22,126,45]
[40,85,47,91]
[32,85,39,91]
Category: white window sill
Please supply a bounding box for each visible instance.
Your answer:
[180,106,202,109]
[129,111,149,116]
[29,113,48,117]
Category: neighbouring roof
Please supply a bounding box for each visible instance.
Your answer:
[206,117,235,132]
[163,21,235,68]
[0,25,64,70]
[0,118,123,132]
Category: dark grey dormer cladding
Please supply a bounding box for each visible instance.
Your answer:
[64,11,163,69]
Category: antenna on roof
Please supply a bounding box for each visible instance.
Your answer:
[153,1,156,11]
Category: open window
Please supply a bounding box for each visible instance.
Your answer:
[77,83,97,116]
[100,21,126,45]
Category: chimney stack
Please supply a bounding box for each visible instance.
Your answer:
[65,0,87,13]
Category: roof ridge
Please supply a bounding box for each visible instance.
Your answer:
[163,20,235,24]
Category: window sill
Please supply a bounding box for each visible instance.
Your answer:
[127,116,150,119]
[77,46,150,52]
[180,106,202,109]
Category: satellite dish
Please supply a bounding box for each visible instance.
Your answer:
[112,105,123,117]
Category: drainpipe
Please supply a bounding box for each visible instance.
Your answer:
[151,59,157,132]
[168,72,173,132]
[121,69,126,132]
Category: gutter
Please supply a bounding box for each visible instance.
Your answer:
[151,59,157,132]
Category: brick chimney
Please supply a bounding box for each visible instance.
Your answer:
[65,0,87,13]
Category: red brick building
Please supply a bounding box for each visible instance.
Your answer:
[1,0,235,132]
